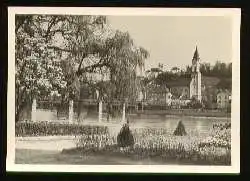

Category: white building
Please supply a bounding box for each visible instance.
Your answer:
[189,46,202,101]
[217,90,231,109]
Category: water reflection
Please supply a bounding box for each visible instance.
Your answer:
[81,114,230,134]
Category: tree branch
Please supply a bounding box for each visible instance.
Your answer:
[77,60,110,76]
[47,46,74,53]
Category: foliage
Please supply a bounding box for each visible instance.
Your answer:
[97,31,149,119]
[187,97,203,109]
[187,61,232,78]
[153,71,191,86]
[15,15,69,122]
[15,121,108,137]
[173,121,187,136]
[117,123,135,147]
[15,15,149,122]
[145,61,231,91]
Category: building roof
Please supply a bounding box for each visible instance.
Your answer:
[216,78,232,90]
[192,46,200,64]
[167,77,192,87]
[201,76,221,87]
[165,75,221,88]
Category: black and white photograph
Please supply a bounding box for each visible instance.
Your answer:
[7,7,240,173]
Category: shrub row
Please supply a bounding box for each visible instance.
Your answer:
[15,121,109,137]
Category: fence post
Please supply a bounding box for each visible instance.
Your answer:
[135,104,138,111]
[122,102,126,122]
[98,100,103,122]
[69,100,74,123]
[31,98,37,122]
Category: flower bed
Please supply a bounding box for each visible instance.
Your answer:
[15,121,109,137]
[199,124,231,149]
[71,127,231,165]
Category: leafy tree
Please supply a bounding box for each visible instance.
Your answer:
[200,63,211,75]
[15,15,68,122]
[15,15,149,121]
[201,61,231,78]
[98,31,149,119]
[171,66,180,73]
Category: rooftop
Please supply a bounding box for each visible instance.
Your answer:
[166,77,191,87]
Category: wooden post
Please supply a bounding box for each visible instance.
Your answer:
[99,100,103,123]
[122,102,126,123]
[69,100,74,123]
[31,98,36,122]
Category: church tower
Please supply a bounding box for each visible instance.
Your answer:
[189,46,202,101]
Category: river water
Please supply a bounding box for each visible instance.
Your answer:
[78,115,230,136]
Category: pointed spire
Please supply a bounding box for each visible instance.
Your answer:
[192,45,200,64]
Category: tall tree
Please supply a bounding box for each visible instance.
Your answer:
[15,15,149,121]
[98,31,149,118]
[15,15,68,122]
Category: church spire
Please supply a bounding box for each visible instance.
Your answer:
[192,46,200,64]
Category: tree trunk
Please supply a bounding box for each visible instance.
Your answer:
[15,107,21,123]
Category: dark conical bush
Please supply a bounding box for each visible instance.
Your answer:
[173,120,187,136]
[117,122,134,148]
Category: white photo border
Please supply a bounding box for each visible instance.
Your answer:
[7,7,241,173]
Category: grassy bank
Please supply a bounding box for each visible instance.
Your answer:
[15,149,176,165]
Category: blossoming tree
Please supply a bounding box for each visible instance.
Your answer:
[15,15,149,122]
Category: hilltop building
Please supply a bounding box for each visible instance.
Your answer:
[166,46,202,102]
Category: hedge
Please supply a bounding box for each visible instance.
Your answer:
[15,121,109,137]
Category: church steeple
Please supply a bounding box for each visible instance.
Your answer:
[192,46,200,64]
[190,45,202,102]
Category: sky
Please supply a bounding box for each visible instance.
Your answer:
[107,16,232,71]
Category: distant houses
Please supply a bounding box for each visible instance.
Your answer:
[217,89,231,110]
[137,46,232,110]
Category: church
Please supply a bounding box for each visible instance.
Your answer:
[142,46,220,105]
[168,46,202,101]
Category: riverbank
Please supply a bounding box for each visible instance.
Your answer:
[135,109,230,118]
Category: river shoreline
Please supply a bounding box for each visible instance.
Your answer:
[131,109,231,119]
